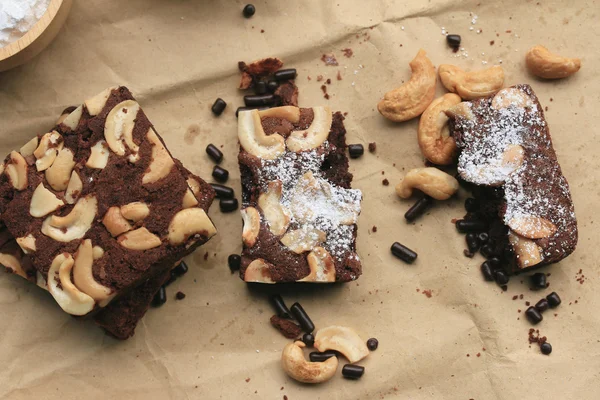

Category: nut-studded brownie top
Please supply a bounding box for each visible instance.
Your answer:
[0,87,217,315]
[237,106,362,283]
[448,84,577,268]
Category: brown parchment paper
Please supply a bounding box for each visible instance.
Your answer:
[1,0,599,399]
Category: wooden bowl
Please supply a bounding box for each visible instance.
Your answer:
[0,0,73,72]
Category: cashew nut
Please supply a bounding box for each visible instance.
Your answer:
[417,93,462,165]
[298,247,336,282]
[508,216,557,239]
[167,208,217,245]
[16,234,36,254]
[241,207,261,248]
[34,131,64,171]
[491,87,533,110]
[73,239,113,301]
[445,102,475,121]
[377,49,436,122]
[238,109,285,160]
[64,170,83,204]
[281,341,338,384]
[258,180,289,235]
[314,326,370,363]
[30,183,64,217]
[84,86,116,116]
[102,206,133,237]
[0,252,27,279]
[118,227,162,250]
[259,106,301,123]
[508,231,543,268]
[41,195,97,242]
[395,168,458,200]
[143,128,175,184]
[61,105,83,130]
[19,136,38,157]
[439,64,504,100]
[86,140,110,169]
[104,100,141,162]
[182,189,199,209]
[244,259,275,283]
[120,202,150,222]
[46,148,75,191]
[525,45,581,79]
[286,106,332,152]
[5,151,28,190]
[281,227,326,254]
[47,253,95,316]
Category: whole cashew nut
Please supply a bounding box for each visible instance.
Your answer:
[417,93,462,165]
[395,167,458,200]
[281,341,338,384]
[314,325,370,363]
[439,64,504,100]
[286,106,332,152]
[73,239,113,301]
[525,45,581,79]
[47,253,95,316]
[377,49,437,122]
[238,109,285,160]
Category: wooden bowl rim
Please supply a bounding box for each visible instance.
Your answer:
[0,0,65,62]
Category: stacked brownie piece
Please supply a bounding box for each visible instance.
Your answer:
[0,87,217,339]
[237,106,362,283]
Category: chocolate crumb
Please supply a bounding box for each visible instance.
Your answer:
[245,378,251,383]
[317,75,323,82]
[204,252,209,261]
[337,71,343,81]
[321,53,339,66]
[175,291,186,300]
[423,289,433,298]
[326,78,332,84]
[270,315,302,339]
[368,142,376,153]
[341,48,353,57]
[512,295,518,300]
[490,40,495,45]
[372,225,378,232]
[382,179,389,186]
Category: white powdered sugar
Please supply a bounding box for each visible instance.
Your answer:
[260,146,362,261]
[0,0,50,48]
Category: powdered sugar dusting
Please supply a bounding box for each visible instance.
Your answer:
[259,144,362,261]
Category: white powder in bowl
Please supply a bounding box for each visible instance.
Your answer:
[0,0,51,48]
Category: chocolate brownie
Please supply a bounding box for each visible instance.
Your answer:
[447,84,577,269]
[0,86,217,317]
[237,106,362,283]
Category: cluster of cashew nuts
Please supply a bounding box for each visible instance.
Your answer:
[281,325,369,384]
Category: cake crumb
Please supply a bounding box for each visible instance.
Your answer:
[341,48,353,57]
[321,53,339,66]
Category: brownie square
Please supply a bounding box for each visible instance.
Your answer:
[0,87,217,317]
[237,106,362,283]
[447,84,577,269]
